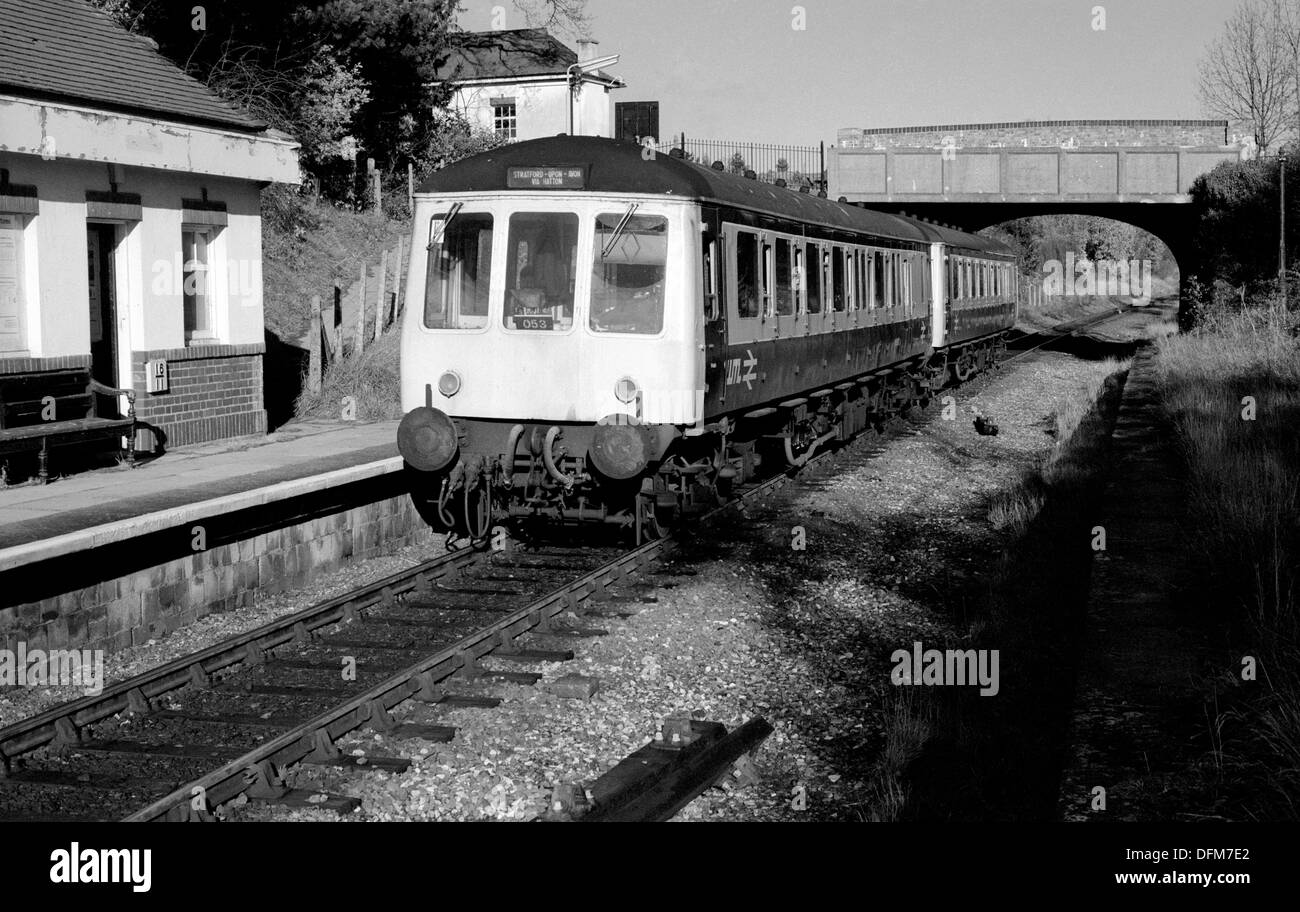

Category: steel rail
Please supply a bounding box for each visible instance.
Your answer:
[0,543,484,767]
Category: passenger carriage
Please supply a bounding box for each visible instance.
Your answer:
[396,136,1017,540]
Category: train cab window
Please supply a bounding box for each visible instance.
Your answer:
[735,231,760,319]
[424,212,494,330]
[831,247,846,312]
[805,243,822,314]
[774,238,794,316]
[504,212,578,331]
[590,212,669,334]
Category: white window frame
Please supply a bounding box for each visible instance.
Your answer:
[182,224,223,344]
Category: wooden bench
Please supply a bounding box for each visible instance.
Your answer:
[0,368,136,484]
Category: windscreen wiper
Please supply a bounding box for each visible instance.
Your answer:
[600,203,639,259]
[427,202,464,250]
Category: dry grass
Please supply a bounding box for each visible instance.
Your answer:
[1154,302,1300,818]
[293,330,403,422]
[986,357,1129,534]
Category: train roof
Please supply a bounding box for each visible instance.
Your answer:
[419,136,1014,256]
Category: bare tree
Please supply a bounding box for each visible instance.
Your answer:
[512,0,590,39]
[1274,0,1300,148]
[1199,0,1291,154]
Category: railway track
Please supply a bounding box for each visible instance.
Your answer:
[0,325,1088,823]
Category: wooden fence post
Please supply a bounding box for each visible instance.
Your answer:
[407,162,415,213]
[374,249,388,341]
[308,295,323,393]
[356,263,367,355]
[393,243,404,319]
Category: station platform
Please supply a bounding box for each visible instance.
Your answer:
[0,420,402,573]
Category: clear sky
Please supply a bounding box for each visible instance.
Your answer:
[453,0,1242,144]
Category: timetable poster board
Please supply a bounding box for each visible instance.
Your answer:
[0,214,21,352]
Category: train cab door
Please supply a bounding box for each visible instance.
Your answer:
[701,210,728,406]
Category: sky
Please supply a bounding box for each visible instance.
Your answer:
[453,0,1244,144]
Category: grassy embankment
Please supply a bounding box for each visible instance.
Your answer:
[260,184,410,424]
[1154,302,1300,819]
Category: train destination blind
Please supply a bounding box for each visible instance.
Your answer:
[506,166,587,189]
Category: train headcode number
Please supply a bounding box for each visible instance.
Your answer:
[513,315,554,331]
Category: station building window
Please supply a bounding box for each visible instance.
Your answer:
[182,227,217,342]
[591,212,668,334]
[425,211,493,330]
[492,99,517,140]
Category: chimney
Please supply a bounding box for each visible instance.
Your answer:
[576,37,599,61]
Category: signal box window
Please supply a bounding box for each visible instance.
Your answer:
[504,212,578,331]
[591,212,669,334]
[425,212,493,329]
[493,102,517,139]
[805,243,822,314]
[735,232,760,319]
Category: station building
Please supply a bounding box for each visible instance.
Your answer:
[435,29,625,141]
[0,0,299,452]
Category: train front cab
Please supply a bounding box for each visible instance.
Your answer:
[397,191,705,487]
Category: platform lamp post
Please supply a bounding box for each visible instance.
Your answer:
[1279,152,1289,305]
[567,53,620,136]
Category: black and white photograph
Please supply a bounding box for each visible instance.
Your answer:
[0,0,1290,894]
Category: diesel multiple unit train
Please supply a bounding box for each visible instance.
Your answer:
[397,136,1018,541]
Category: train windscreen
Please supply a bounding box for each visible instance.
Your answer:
[590,212,668,334]
[504,212,579,331]
[424,213,493,329]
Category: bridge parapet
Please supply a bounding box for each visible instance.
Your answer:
[838,119,1230,150]
[829,143,1242,204]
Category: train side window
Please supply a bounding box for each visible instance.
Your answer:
[703,236,721,322]
[761,240,775,318]
[774,237,794,316]
[735,231,760,319]
[874,251,885,310]
[805,243,822,314]
[425,211,494,330]
[831,247,846,312]
[852,252,863,313]
[844,250,856,311]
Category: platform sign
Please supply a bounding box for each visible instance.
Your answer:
[507,166,587,190]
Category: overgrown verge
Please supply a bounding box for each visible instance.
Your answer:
[1153,302,1300,819]
[261,183,411,343]
[893,359,1130,820]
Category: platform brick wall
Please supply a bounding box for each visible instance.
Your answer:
[0,494,437,658]
[837,120,1230,150]
[131,343,267,451]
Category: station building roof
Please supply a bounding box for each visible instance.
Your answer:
[0,0,266,133]
[433,28,620,85]
[420,135,1013,253]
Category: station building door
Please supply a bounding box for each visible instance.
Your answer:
[86,222,122,417]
